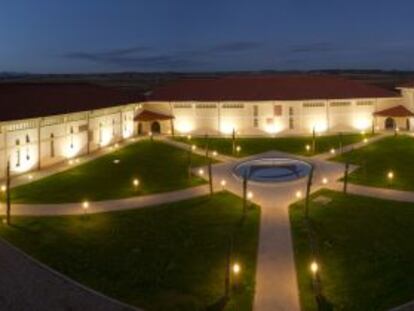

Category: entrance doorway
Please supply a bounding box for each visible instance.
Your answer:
[385,117,395,130]
[151,121,161,134]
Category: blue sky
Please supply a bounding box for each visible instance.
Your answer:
[1,0,414,73]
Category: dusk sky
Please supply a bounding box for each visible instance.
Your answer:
[1,0,414,73]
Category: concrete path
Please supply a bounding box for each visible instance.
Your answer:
[197,151,345,311]
[0,238,139,311]
[0,185,210,216]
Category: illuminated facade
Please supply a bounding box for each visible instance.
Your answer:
[1,76,413,178]
[145,76,409,136]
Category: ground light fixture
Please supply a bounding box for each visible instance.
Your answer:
[191,144,196,151]
[133,178,140,187]
[236,145,241,154]
[363,138,368,143]
[232,262,241,275]
[187,135,192,140]
[82,201,89,214]
[322,177,328,185]
[220,179,227,189]
[295,190,302,199]
[330,148,335,155]
[387,171,394,180]
[28,174,33,180]
[198,168,204,176]
[68,159,74,165]
[247,191,253,200]
[212,150,218,157]
[310,261,319,275]
[305,144,311,152]
[1,185,6,192]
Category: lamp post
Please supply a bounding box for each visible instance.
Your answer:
[312,126,316,154]
[242,170,248,217]
[205,133,210,159]
[187,144,196,181]
[339,132,343,154]
[5,160,11,225]
[343,161,349,194]
[305,164,314,219]
[208,151,216,196]
[232,128,236,155]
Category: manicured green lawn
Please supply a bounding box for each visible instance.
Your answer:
[290,189,414,311]
[10,140,209,203]
[174,133,371,157]
[1,192,260,311]
[333,135,414,191]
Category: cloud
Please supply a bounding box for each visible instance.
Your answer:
[288,42,336,54]
[62,41,264,70]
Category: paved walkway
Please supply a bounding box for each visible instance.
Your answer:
[0,238,139,311]
[0,185,210,216]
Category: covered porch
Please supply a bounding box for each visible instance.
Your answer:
[134,109,175,135]
[373,105,414,131]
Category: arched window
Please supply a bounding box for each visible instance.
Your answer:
[99,123,103,143]
[50,133,55,158]
[15,139,20,167]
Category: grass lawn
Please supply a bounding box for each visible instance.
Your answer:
[173,133,371,157]
[1,192,260,311]
[290,189,414,311]
[333,135,414,191]
[10,140,209,203]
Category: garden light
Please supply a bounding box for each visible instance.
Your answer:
[220,179,227,188]
[28,174,33,180]
[212,150,218,157]
[1,185,6,192]
[68,159,74,165]
[113,159,120,164]
[133,178,140,187]
[232,263,241,275]
[191,144,196,151]
[363,138,368,143]
[198,168,204,176]
[387,171,394,180]
[322,177,328,185]
[82,201,89,210]
[247,191,253,200]
[114,143,119,148]
[187,135,192,140]
[305,144,311,151]
[330,148,335,154]
[310,261,319,275]
[236,145,241,153]
[295,190,302,199]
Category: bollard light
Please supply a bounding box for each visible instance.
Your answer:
[330,148,335,155]
[322,177,328,185]
[387,171,394,180]
[232,262,241,275]
[212,150,218,157]
[310,261,319,275]
[198,168,204,176]
[133,178,140,187]
[305,144,311,152]
[220,179,227,188]
[295,190,302,199]
[191,144,196,151]
[247,191,253,200]
[82,201,89,210]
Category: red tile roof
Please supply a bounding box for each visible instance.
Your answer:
[0,83,144,122]
[399,82,414,88]
[147,75,399,102]
[374,105,414,117]
[134,109,174,121]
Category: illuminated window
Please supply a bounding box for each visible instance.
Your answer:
[25,134,30,143]
[303,102,325,108]
[16,139,20,167]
